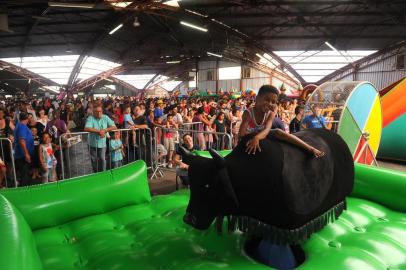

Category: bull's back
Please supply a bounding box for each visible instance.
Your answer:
[225,129,354,229]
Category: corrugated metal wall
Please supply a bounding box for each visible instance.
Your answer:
[196,60,297,92]
[329,46,406,90]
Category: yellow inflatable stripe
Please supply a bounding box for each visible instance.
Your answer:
[363,96,382,155]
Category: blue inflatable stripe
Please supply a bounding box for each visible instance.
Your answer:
[347,83,377,131]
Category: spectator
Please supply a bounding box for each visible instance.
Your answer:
[289,106,304,134]
[13,112,34,186]
[154,101,164,118]
[171,106,183,126]
[173,134,200,186]
[37,108,49,132]
[163,114,178,168]
[39,133,57,183]
[31,127,41,180]
[302,104,326,129]
[110,131,125,169]
[45,110,67,144]
[84,105,117,173]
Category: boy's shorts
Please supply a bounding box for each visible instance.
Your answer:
[164,138,175,151]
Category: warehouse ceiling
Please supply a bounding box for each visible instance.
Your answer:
[0,0,405,90]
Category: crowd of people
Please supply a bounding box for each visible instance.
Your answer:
[0,85,335,188]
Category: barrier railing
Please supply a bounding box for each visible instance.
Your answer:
[59,128,153,180]
[151,126,233,179]
[0,138,17,188]
[180,122,202,131]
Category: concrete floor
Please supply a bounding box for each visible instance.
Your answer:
[148,160,406,196]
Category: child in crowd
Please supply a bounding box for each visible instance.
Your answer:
[239,85,324,157]
[31,127,41,180]
[213,112,226,149]
[110,131,125,169]
[163,114,178,168]
[123,106,137,146]
[231,108,242,147]
[39,133,57,183]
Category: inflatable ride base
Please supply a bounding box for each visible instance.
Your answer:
[0,159,405,270]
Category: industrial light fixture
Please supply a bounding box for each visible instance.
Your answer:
[180,21,207,32]
[325,41,352,62]
[207,51,222,58]
[109,23,123,35]
[163,0,180,8]
[48,2,95,8]
[110,1,132,8]
[166,60,181,64]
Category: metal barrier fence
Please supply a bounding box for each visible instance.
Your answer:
[59,128,153,180]
[151,126,233,179]
[0,138,17,188]
[180,122,203,131]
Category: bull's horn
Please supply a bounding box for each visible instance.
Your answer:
[178,145,194,164]
[209,148,226,168]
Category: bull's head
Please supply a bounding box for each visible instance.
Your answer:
[179,147,239,230]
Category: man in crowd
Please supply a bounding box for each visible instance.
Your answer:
[13,112,34,186]
[173,134,200,186]
[302,104,326,129]
[289,106,304,134]
[84,105,116,173]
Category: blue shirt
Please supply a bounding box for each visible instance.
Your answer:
[110,139,123,162]
[13,122,34,159]
[123,114,134,129]
[302,115,326,129]
[85,115,115,148]
[154,108,163,118]
[272,117,285,130]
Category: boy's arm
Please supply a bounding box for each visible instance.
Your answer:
[245,110,276,154]
[238,111,250,138]
[272,129,324,157]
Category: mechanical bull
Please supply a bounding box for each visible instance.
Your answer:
[181,128,354,244]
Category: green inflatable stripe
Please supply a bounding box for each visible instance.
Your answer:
[378,113,406,162]
[353,163,406,212]
[338,108,362,155]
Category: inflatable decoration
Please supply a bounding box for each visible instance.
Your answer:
[300,84,317,101]
[306,81,382,165]
[0,159,405,269]
[378,77,406,162]
[181,129,354,245]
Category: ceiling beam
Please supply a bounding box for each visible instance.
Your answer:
[184,1,406,8]
[317,40,406,84]
[0,41,90,48]
[230,23,405,28]
[108,76,141,93]
[259,35,406,40]
[1,30,97,38]
[20,7,50,58]
[210,11,404,18]
[0,59,60,86]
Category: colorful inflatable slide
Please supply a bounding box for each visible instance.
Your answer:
[378,77,406,162]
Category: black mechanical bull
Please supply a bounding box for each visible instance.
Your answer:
[181,128,354,244]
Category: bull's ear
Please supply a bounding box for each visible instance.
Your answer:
[209,148,226,169]
[178,146,195,164]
